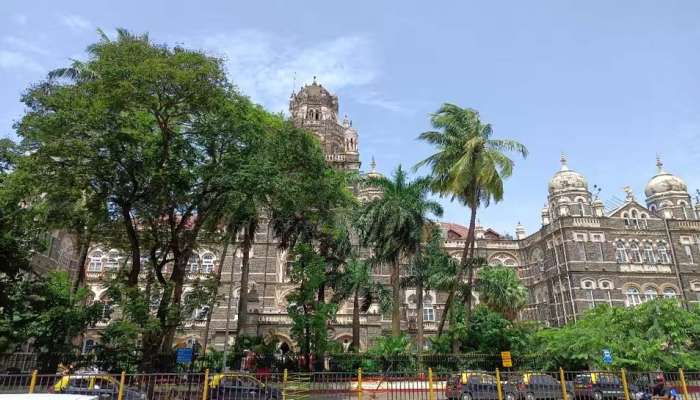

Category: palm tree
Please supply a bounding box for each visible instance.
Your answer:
[401,225,454,351]
[333,259,390,351]
[475,263,528,320]
[415,103,527,337]
[356,165,443,337]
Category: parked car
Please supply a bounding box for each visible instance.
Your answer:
[52,374,145,400]
[573,373,625,400]
[208,373,281,400]
[510,373,573,400]
[445,372,514,400]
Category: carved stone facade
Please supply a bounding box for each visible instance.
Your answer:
[35,81,700,352]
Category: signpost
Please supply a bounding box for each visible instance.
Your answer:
[176,348,194,365]
[602,349,613,365]
[501,351,513,368]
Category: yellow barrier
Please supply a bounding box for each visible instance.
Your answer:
[429,368,435,400]
[283,368,288,400]
[560,368,568,400]
[28,370,37,394]
[496,368,504,400]
[117,371,126,400]
[680,369,690,400]
[202,369,209,400]
[620,369,630,400]
[357,368,362,400]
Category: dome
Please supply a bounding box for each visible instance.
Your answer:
[644,157,687,198]
[548,155,588,195]
[366,157,383,179]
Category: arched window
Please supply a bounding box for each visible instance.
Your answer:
[105,250,120,270]
[187,253,200,273]
[423,293,435,322]
[663,287,678,299]
[201,253,215,274]
[629,242,642,263]
[88,251,103,272]
[657,243,671,264]
[615,241,628,263]
[581,279,596,290]
[644,287,658,301]
[598,280,614,290]
[626,287,641,306]
[643,242,656,264]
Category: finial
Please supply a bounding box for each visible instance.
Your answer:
[312,75,317,84]
[370,156,377,172]
[656,154,664,173]
[560,152,569,171]
[695,189,700,204]
[623,186,634,201]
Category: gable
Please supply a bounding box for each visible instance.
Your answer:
[606,200,654,219]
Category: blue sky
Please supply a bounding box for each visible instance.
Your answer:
[2,1,700,236]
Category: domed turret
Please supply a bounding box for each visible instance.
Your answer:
[645,156,694,219]
[289,77,339,122]
[548,154,588,195]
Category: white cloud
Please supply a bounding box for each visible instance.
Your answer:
[3,36,50,56]
[12,14,28,25]
[354,90,407,113]
[0,50,42,72]
[60,14,92,32]
[198,31,377,113]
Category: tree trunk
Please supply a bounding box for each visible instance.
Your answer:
[437,203,478,337]
[416,279,424,353]
[202,237,231,356]
[160,253,189,352]
[236,219,256,338]
[71,232,91,295]
[391,258,401,337]
[352,291,360,351]
[122,206,141,287]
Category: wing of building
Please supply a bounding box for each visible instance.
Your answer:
[34,81,700,353]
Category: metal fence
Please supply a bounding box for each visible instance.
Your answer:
[2,368,699,400]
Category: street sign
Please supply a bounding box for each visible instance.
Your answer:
[501,351,513,368]
[176,348,194,365]
[602,349,613,365]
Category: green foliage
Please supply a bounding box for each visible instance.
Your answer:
[286,244,337,365]
[530,299,700,370]
[475,264,528,320]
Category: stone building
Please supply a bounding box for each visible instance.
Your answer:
[35,81,700,352]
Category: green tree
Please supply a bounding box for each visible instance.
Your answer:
[356,165,443,337]
[415,104,527,338]
[475,263,528,320]
[286,243,337,370]
[333,258,390,351]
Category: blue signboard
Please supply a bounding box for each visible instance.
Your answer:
[602,349,613,365]
[176,348,193,365]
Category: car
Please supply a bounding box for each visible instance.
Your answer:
[52,374,145,400]
[208,373,281,400]
[573,373,625,400]
[0,395,99,400]
[445,372,514,400]
[510,373,573,400]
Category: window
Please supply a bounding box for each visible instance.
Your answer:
[685,245,694,263]
[105,250,119,270]
[88,251,103,272]
[657,243,671,264]
[590,233,605,243]
[598,280,613,290]
[574,233,587,242]
[193,305,210,321]
[692,281,700,292]
[644,287,658,301]
[187,254,200,273]
[423,294,435,321]
[625,287,641,306]
[663,287,678,299]
[643,242,656,264]
[201,253,215,273]
[629,242,642,263]
[615,241,628,263]
[581,279,596,290]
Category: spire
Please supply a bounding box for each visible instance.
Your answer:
[560,152,569,171]
[370,156,377,172]
[312,75,317,85]
[656,154,665,174]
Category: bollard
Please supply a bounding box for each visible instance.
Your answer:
[559,368,568,400]
[202,369,209,400]
[283,368,288,400]
[620,369,630,400]
[358,368,363,400]
[680,369,690,400]
[428,367,435,400]
[28,370,38,394]
[496,368,504,400]
[117,371,126,400]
